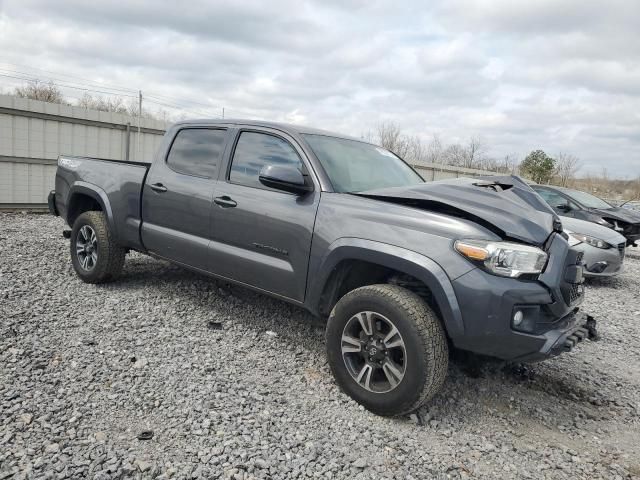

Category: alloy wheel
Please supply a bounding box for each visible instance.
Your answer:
[76,225,98,271]
[341,311,407,393]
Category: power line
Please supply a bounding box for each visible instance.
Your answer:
[0,68,139,97]
[0,62,225,114]
[143,91,223,112]
[0,72,219,119]
[0,62,139,95]
[0,71,139,98]
[144,95,222,118]
[0,62,222,109]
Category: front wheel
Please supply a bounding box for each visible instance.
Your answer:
[70,211,125,284]
[325,284,448,416]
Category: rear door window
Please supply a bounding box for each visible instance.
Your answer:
[166,128,227,178]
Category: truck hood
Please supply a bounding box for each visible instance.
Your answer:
[355,176,561,245]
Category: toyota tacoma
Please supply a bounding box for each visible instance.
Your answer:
[48,120,594,416]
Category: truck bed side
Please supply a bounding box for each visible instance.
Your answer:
[54,156,150,250]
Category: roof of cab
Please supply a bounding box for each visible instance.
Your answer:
[171,118,365,143]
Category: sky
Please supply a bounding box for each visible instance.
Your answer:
[0,0,639,178]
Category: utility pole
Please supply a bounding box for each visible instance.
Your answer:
[137,90,142,161]
[222,107,225,119]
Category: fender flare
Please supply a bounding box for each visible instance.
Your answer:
[67,182,118,239]
[308,238,465,338]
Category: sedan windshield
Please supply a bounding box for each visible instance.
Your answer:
[303,134,424,193]
[565,189,612,209]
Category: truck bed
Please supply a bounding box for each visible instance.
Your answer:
[53,156,151,250]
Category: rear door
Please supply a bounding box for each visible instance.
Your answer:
[208,128,320,302]
[141,127,228,269]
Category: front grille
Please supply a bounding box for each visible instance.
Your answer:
[572,252,584,304]
[560,249,584,306]
[618,242,626,260]
[569,283,583,304]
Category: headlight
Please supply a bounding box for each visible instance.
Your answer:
[568,232,610,249]
[454,239,548,277]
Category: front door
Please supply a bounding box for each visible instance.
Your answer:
[536,189,577,217]
[141,127,228,269]
[209,129,320,302]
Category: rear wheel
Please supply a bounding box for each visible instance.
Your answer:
[70,211,125,283]
[326,284,448,416]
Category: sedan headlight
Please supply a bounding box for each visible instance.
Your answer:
[454,239,548,278]
[567,232,610,249]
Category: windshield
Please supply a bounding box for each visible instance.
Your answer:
[565,189,612,209]
[303,134,424,193]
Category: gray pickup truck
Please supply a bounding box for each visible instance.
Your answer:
[49,120,595,416]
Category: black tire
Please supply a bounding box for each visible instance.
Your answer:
[70,211,125,284]
[325,284,448,416]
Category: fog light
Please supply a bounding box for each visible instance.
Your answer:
[513,310,524,326]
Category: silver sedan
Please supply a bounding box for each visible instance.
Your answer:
[562,217,627,277]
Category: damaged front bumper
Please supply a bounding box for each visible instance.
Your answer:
[515,311,597,362]
[449,233,597,363]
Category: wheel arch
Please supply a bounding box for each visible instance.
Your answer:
[66,183,117,238]
[308,238,465,339]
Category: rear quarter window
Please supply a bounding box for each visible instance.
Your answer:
[166,128,227,178]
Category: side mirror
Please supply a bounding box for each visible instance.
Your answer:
[259,165,313,195]
[556,204,571,212]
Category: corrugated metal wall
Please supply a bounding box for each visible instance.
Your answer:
[0,160,56,205]
[0,93,498,209]
[412,162,497,181]
[0,94,169,208]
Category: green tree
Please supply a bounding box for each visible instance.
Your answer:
[520,150,556,184]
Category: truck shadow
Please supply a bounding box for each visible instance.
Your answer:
[107,254,630,429]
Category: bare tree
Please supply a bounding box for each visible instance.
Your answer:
[425,134,444,164]
[443,143,467,167]
[77,93,130,115]
[441,137,488,169]
[464,136,487,169]
[14,80,67,104]
[375,121,409,158]
[404,135,427,163]
[554,152,580,187]
[483,154,519,174]
[77,93,166,120]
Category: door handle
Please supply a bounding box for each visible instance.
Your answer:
[214,196,237,208]
[149,183,168,193]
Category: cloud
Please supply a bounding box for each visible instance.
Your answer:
[0,0,638,177]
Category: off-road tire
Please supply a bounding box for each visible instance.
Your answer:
[326,284,448,416]
[70,211,125,284]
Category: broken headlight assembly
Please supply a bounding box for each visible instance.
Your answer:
[565,231,610,249]
[454,239,548,278]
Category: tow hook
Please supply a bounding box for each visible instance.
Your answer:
[585,315,599,341]
[62,230,71,239]
[563,315,598,353]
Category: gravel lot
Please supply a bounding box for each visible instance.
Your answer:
[1,213,639,479]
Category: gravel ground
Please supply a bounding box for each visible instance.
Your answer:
[1,212,639,480]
